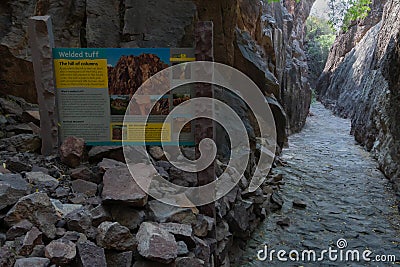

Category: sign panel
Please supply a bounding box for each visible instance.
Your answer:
[53,48,195,146]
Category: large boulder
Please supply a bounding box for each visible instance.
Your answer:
[136,222,178,264]
[25,171,59,191]
[59,136,86,168]
[76,241,107,267]
[45,239,77,265]
[101,167,148,207]
[96,221,136,251]
[18,226,43,256]
[148,200,197,224]
[6,220,33,240]
[0,173,30,210]
[4,193,58,239]
[64,208,93,234]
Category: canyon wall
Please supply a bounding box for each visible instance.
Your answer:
[317,0,400,191]
[0,0,314,136]
[0,0,316,266]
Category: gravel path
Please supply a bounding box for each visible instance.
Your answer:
[236,102,400,266]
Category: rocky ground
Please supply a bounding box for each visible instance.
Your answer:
[0,95,284,266]
[236,102,400,266]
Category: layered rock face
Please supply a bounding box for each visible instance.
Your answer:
[108,54,169,95]
[0,1,314,265]
[317,0,400,190]
[1,0,313,136]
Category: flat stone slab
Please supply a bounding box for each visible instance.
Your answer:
[101,167,148,207]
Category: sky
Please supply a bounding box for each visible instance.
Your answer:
[310,0,330,20]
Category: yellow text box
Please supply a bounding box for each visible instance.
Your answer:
[111,123,171,142]
[54,59,108,88]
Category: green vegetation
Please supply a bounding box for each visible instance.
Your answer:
[328,0,372,31]
[263,0,372,32]
[305,16,336,82]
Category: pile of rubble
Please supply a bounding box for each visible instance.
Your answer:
[0,95,284,266]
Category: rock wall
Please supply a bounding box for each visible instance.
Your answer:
[0,1,315,266]
[317,0,400,191]
[0,0,313,135]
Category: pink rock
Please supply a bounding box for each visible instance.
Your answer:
[60,136,85,168]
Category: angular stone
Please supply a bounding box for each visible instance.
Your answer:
[155,161,172,171]
[6,219,33,240]
[70,167,99,183]
[76,241,107,267]
[65,208,93,234]
[159,222,195,248]
[19,226,43,256]
[21,110,40,125]
[14,257,50,267]
[0,134,41,152]
[4,193,58,239]
[55,187,70,198]
[137,222,178,264]
[216,220,231,242]
[148,146,166,160]
[30,245,46,258]
[271,191,283,208]
[0,165,11,174]
[62,231,87,243]
[169,167,197,187]
[109,206,146,231]
[31,165,49,174]
[0,173,30,210]
[89,146,124,163]
[59,136,85,168]
[27,122,40,135]
[97,158,125,173]
[193,237,210,265]
[5,157,32,172]
[226,200,252,238]
[5,123,33,134]
[45,239,76,265]
[0,97,23,116]
[148,200,197,224]
[106,251,133,267]
[26,171,59,191]
[50,199,82,218]
[102,167,148,207]
[0,245,16,267]
[69,193,87,204]
[71,179,98,197]
[175,257,204,267]
[90,205,112,227]
[96,221,136,251]
[177,241,189,256]
[155,166,169,179]
[193,215,215,237]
